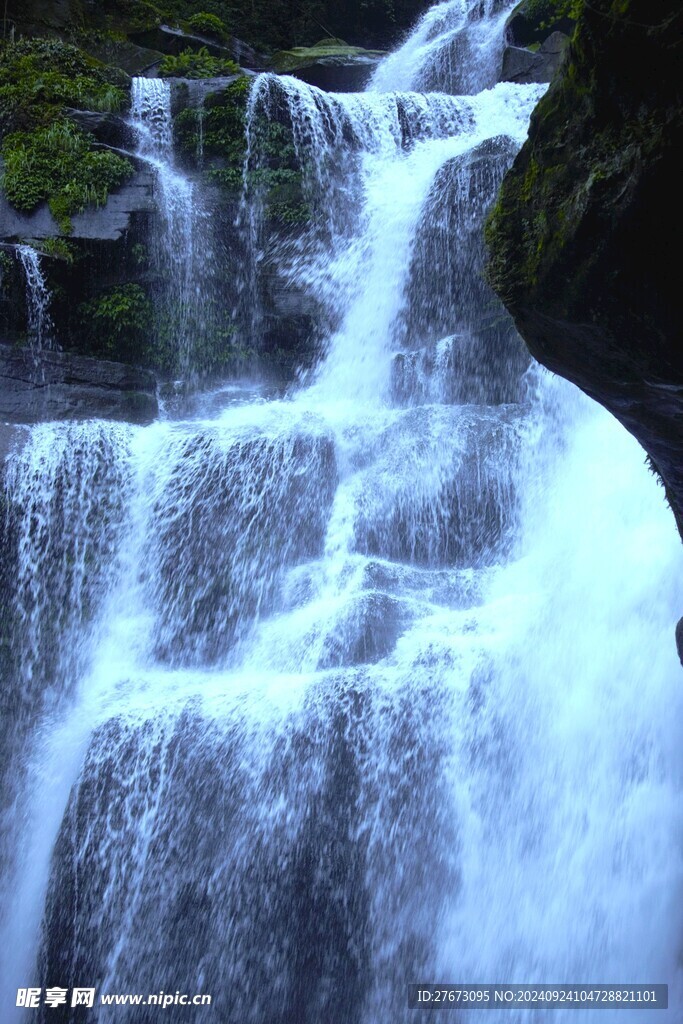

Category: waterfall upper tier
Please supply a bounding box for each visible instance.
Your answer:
[369,0,514,94]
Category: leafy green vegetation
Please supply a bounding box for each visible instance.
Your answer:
[524,0,583,22]
[88,0,425,53]
[35,238,77,263]
[0,38,133,233]
[1,120,133,233]
[75,282,246,372]
[514,0,582,33]
[131,243,148,266]
[158,46,240,78]
[175,79,308,223]
[0,39,128,135]
[174,76,248,174]
[246,121,310,224]
[186,12,230,42]
[79,284,153,360]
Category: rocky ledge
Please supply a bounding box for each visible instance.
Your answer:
[486,0,683,535]
[270,38,385,91]
[0,343,158,424]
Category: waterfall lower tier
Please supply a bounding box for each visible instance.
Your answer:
[1,2,681,1021]
[2,384,681,1024]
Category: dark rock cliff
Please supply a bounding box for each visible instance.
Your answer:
[486,0,683,534]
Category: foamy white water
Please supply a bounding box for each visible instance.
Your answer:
[1,3,681,1022]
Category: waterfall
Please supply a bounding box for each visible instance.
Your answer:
[2,4,682,1023]
[239,74,542,395]
[368,0,511,94]
[129,79,206,372]
[0,422,133,1009]
[15,245,54,352]
[196,96,206,166]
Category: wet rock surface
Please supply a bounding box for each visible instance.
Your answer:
[487,0,683,533]
[0,171,154,242]
[270,39,385,91]
[0,343,158,424]
[500,30,569,84]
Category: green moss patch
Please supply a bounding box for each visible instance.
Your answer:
[185,12,230,43]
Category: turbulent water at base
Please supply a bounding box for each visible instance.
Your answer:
[2,3,683,1022]
[15,245,54,352]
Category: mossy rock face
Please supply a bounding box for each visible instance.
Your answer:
[505,0,580,47]
[80,37,166,76]
[2,120,133,233]
[0,38,135,233]
[185,12,230,44]
[487,0,683,533]
[174,78,310,225]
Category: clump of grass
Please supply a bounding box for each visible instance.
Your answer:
[0,38,128,134]
[0,39,133,232]
[2,120,133,233]
[158,46,240,79]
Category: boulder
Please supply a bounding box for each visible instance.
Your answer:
[270,39,385,92]
[63,109,134,151]
[230,37,267,71]
[81,38,165,76]
[0,343,158,424]
[500,31,570,84]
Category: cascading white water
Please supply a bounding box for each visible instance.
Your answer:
[129,78,206,371]
[15,245,54,352]
[0,422,133,1011]
[1,4,682,1023]
[369,0,511,94]
[240,74,542,401]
